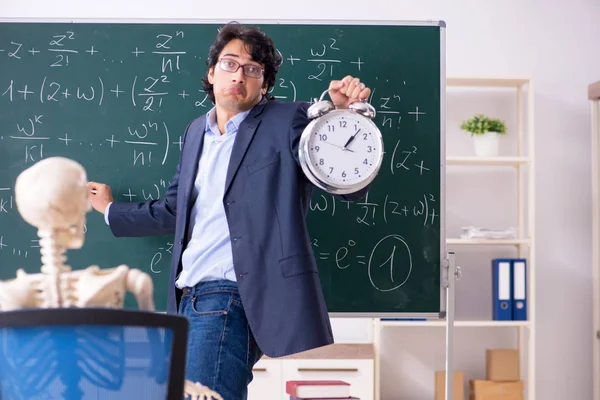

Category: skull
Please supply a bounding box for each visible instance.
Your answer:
[15,157,91,249]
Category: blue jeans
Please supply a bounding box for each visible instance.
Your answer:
[178,280,263,400]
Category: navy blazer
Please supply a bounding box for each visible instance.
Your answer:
[108,97,368,357]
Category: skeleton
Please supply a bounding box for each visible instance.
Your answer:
[0,157,152,311]
[0,157,223,400]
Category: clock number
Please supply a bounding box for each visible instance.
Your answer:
[363,133,368,140]
[328,125,335,132]
[319,158,324,165]
[339,121,347,128]
[315,146,320,152]
[319,134,328,141]
[363,159,368,165]
[354,168,359,174]
[342,171,347,178]
[367,146,372,153]
[329,167,334,173]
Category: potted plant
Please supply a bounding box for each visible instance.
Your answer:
[460,114,507,157]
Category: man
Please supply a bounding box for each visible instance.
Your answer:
[89,22,372,399]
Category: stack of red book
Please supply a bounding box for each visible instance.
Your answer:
[285,380,359,399]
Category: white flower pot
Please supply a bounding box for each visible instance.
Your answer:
[472,132,500,157]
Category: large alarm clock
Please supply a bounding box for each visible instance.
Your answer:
[299,91,384,195]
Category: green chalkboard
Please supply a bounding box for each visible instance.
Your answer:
[0,20,445,316]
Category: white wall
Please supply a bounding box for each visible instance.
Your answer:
[4,1,599,399]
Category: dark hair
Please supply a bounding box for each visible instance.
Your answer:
[201,22,282,103]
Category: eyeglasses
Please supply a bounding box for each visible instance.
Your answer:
[218,58,264,79]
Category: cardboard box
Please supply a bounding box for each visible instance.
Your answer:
[486,349,520,381]
[435,370,464,400]
[470,379,524,400]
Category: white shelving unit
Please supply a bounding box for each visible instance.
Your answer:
[446,238,531,246]
[447,156,529,166]
[373,77,536,400]
[589,79,600,400]
[378,320,530,328]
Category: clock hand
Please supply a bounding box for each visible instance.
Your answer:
[343,129,361,149]
[322,141,354,153]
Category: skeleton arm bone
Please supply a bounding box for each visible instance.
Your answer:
[125,268,155,312]
[0,270,43,310]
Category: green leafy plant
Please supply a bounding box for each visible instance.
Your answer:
[460,114,506,136]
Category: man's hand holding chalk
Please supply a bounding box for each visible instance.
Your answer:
[87,182,114,215]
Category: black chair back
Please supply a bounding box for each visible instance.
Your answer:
[0,308,188,400]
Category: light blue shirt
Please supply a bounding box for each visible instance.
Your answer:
[176,107,250,288]
[105,107,251,289]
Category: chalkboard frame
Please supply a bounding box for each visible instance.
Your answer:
[0,18,448,318]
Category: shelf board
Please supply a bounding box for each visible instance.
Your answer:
[446,156,529,166]
[446,238,530,246]
[447,77,530,88]
[380,320,530,328]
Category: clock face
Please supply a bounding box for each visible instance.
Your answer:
[304,110,384,191]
